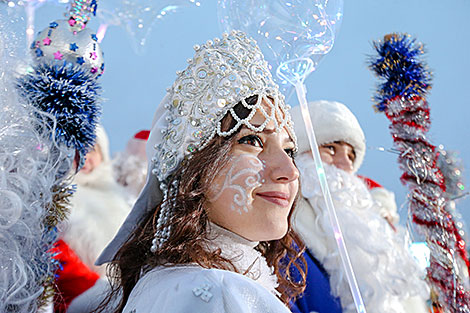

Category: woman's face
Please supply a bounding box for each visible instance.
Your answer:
[206,104,299,242]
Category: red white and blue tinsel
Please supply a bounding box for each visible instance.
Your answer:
[369,33,470,312]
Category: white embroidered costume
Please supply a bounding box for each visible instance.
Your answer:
[67,224,290,313]
[121,224,288,313]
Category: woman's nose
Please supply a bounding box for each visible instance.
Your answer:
[266,149,299,183]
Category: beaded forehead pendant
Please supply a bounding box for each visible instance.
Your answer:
[150,30,297,185]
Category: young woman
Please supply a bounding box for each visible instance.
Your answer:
[92,31,306,313]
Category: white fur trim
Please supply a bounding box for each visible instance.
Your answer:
[291,100,366,172]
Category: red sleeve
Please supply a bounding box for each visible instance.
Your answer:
[357,175,383,190]
[52,239,100,313]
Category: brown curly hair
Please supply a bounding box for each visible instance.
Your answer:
[96,96,306,312]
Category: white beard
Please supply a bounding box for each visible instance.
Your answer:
[60,162,131,277]
[112,151,148,203]
[293,155,429,313]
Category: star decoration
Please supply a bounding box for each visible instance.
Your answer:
[53,51,63,60]
[91,0,98,14]
[89,52,98,60]
[68,18,77,27]
[42,37,52,46]
[35,48,43,57]
[76,57,85,65]
[90,67,98,74]
[49,21,59,28]
[91,34,98,41]
[69,43,79,51]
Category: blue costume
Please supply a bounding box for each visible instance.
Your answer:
[291,249,342,313]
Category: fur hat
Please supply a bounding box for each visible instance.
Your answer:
[290,100,366,173]
[125,130,150,160]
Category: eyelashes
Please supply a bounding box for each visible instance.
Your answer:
[321,144,355,162]
[238,134,263,148]
[284,148,297,159]
[238,134,296,159]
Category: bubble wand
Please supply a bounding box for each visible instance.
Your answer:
[278,57,367,313]
[218,1,366,312]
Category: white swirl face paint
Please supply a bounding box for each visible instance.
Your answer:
[208,154,265,214]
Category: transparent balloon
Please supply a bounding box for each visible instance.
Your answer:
[1,0,54,49]
[218,0,343,97]
[218,2,367,313]
[97,0,202,55]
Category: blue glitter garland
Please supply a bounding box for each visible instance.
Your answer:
[17,62,102,158]
[369,33,432,112]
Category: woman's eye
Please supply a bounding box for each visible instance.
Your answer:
[284,148,297,159]
[238,134,263,148]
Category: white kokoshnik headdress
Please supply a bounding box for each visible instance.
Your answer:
[97,30,296,264]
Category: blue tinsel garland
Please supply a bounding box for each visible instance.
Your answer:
[369,33,432,111]
[17,62,102,158]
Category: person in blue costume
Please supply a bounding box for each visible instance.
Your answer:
[290,249,342,313]
[290,101,430,313]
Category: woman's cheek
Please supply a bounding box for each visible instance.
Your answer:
[208,153,265,214]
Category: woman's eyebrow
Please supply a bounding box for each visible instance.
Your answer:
[284,137,295,145]
[248,122,276,134]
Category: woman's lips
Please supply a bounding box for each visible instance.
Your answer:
[256,191,290,207]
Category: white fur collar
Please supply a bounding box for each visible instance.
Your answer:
[205,223,279,296]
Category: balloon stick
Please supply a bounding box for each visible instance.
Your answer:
[25,1,35,49]
[96,23,108,43]
[279,57,367,313]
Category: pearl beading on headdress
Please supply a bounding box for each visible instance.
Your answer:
[151,30,296,184]
[149,30,297,253]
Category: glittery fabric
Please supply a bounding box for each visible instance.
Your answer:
[149,30,296,184]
